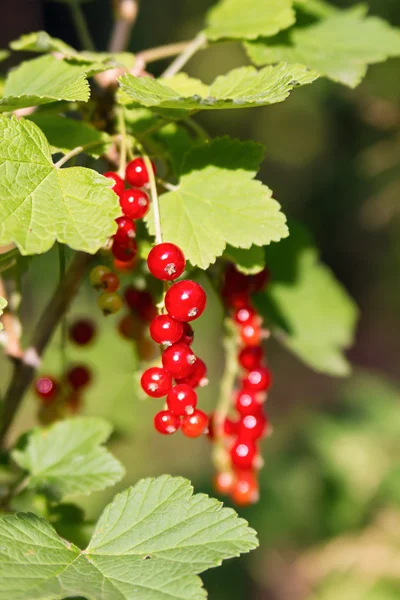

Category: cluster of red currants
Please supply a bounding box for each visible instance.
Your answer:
[213,265,272,506]
[140,242,209,438]
[33,319,95,423]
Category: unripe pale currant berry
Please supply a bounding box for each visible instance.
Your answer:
[235,389,263,416]
[234,306,256,326]
[230,439,258,470]
[104,171,125,196]
[120,188,150,219]
[69,319,95,345]
[114,216,136,246]
[154,410,180,435]
[238,346,263,371]
[100,272,120,293]
[67,365,92,390]
[181,409,209,438]
[149,314,184,345]
[112,239,138,262]
[167,384,197,416]
[175,358,208,388]
[214,471,235,496]
[147,243,186,281]
[162,343,197,379]
[34,376,59,404]
[240,322,261,346]
[90,265,111,290]
[231,471,259,506]
[242,366,272,392]
[141,367,172,398]
[97,292,124,316]
[125,158,156,188]
[165,280,206,322]
[237,413,267,441]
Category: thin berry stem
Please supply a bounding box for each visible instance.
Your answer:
[184,117,210,141]
[161,32,207,79]
[58,244,68,373]
[137,144,163,245]
[136,41,192,66]
[117,108,128,178]
[54,136,120,169]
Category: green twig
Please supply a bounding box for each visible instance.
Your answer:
[117,107,128,178]
[67,0,96,51]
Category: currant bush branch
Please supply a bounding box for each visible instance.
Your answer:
[54,136,121,168]
[137,143,163,245]
[0,277,23,361]
[161,32,207,79]
[117,107,128,178]
[108,0,139,54]
[136,41,193,68]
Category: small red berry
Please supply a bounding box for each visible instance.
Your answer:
[114,216,136,246]
[125,157,155,187]
[34,376,58,404]
[154,410,180,435]
[250,267,270,292]
[165,280,206,322]
[112,238,137,262]
[235,390,263,416]
[214,471,235,496]
[178,323,195,346]
[234,306,256,326]
[237,413,267,440]
[242,366,272,392]
[167,384,197,416]
[89,265,111,290]
[124,287,156,321]
[181,409,209,438]
[69,319,95,346]
[118,313,145,340]
[224,265,253,295]
[240,322,261,347]
[100,272,120,293]
[231,472,259,506]
[162,343,197,379]
[230,439,257,470]
[67,365,92,389]
[104,171,125,196]
[224,291,251,309]
[120,188,150,219]
[224,417,238,436]
[175,358,207,388]
[141,367,172,398]
[150,314,184,345]
[147,243,185,281]
[114,256,138,272]
[238,346,263,371]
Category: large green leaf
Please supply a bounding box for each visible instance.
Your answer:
[246,6,400,88]
[0,116,120,255]
[205,0,295,40]
[0,296,6,331]
[0,476,258,600]
[10,30,75,54]
[12,418,125,500]
[254,222,359,376]
[119,64,318,112]
[146,137,288,269]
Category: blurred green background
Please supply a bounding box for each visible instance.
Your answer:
[1,1,400,598]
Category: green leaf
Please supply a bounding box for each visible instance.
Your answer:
[155,122,201,176]
[224,245,266,274]
[254,222,359,376]
[0,55,91,112]
[0,295,6,331]
[12,418,125,500]
[0,476,258,600]
[0,51,10,63]
[294,0,337,18]
[205,0,295,40]
[10,30,75,54]
[245,6,400,88]
[0,115,120,255]
[146,137,288,269]
[119,64,318,112]
[28,113,111,157]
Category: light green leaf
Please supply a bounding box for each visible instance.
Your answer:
[0,51,10,63]
[294,0,337,18]
[0,476,258,600]
[28,113,111,157]
[147,137,288,269]
[0,296,6,331]
[205,0,295,40]
[10,30,75,54]
[254,222,359,376]
[0,115,120,255]
[119,64,318,112]
[155,122,201,175]
[12,418,125,500]
[224,245,266,274]
[245,6,400,88]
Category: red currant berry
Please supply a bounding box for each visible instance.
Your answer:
[235,390,263,416]
[104,171,125,196]
[234,306,256,326]
[214,471,235,496]
[238,346,263,371]
[240,322,261,347]
[224,291,251,309]
[124,287,156,322]
[125,158,155,187]
[141,367,172,398]
[237,413,267,440]
[149,314,184,345]
[231,472,259,506]
[66,365,92,389]
[250,267,270,292]
[181,409,209,438]
[100,272,120,293]
[167,384,197,416]
[224,265,253,295]
[112,238,137,262]
[89,265,111,290]
[97,292,124,316]
[154,410,180,435]
[230,439,257,470]
[165,280,206,322]
[114,256,137,272]
[162,343,197,379]
[147,243,185,281]
[224,417,238,437]
[34,376,59,404]
[175,358,207,388]
[69,319,95,346]
[120,188,150,219]
[242,366,272,392]
[114,216,136,246]
[178,323,195,346]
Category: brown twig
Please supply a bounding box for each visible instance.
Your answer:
[0,277,23,361]
[0,252,92,448]
[108,0,139,53]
